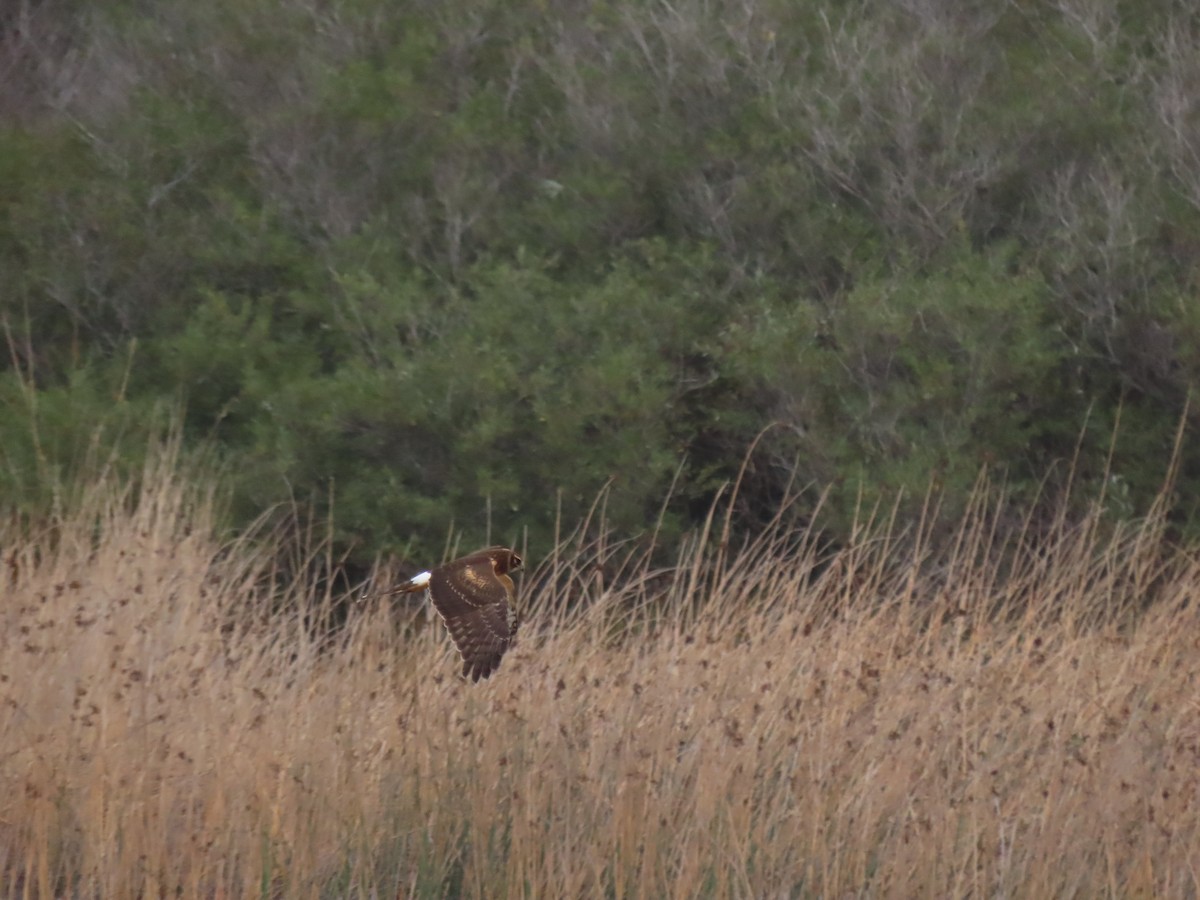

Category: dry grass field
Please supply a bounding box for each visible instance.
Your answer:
[2,446,1199,898]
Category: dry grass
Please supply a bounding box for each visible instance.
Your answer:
[2,448,1199,898]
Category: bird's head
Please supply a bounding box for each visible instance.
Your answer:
[487,546,522,575]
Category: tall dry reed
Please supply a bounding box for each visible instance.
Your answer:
[1,447,1198,897]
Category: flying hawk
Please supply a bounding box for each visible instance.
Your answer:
[391,546,523,682]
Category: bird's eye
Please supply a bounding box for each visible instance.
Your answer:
[512,554,522,569]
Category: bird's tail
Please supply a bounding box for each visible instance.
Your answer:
[358,569,431,604]
[389,570,432,594]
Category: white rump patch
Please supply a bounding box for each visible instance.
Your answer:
[408,571,431,588]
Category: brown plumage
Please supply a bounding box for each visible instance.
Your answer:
[391,546,522,682]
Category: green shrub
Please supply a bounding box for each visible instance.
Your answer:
[3,0,1200,567]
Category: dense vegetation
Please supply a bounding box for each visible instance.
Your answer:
[4,0,1200,562]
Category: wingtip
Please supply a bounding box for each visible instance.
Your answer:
[462,654,504,683]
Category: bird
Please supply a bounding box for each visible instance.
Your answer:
[390,546,523,682]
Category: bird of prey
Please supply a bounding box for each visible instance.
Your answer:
[391,546,523,682]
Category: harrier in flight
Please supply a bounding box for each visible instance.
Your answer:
[392,546,522,682]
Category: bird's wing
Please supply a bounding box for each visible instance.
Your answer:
[429,557,518,681]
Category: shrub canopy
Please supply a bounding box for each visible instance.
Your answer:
[3,0,1199,561]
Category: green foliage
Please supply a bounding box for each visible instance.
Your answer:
[3,0,1200,564]
[238,245,749,558]
[730,247,1070,529]
[0,356,165,518]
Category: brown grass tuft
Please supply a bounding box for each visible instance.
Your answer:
[2,448,1199,897]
